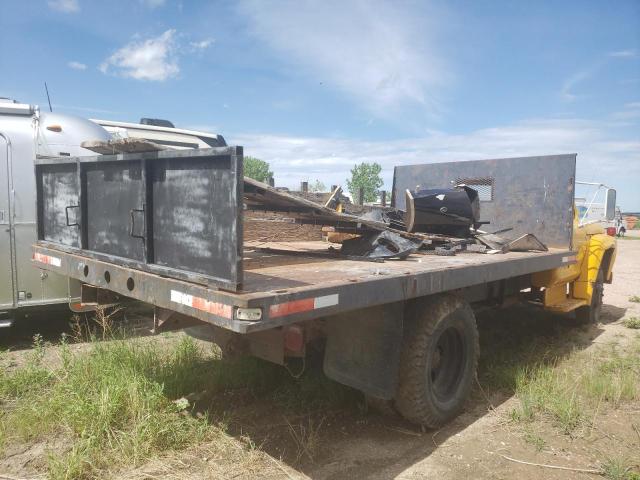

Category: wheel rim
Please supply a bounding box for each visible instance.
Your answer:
[428,326,466,403]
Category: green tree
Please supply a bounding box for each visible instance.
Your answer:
[346,162,383,203]
[309,179,326,192]
[244,156,273,183]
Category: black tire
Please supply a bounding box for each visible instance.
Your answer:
[575,268,604,325]
[394,295,479,428]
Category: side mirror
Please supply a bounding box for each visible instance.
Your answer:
[605,188,617,221]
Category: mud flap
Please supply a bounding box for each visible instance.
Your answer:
[323,302,403,400]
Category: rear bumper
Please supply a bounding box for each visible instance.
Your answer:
[32,245,253,333]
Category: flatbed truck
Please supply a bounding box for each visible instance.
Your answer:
[32,148,616,428]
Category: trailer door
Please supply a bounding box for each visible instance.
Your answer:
[0,134,15,309]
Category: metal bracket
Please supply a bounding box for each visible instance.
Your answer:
[153,306,203,334]
[80,283,122,308]
[129,207,145,239]
[65,205,79,226]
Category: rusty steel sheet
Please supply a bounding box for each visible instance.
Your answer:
[35,147,244,291]
[392,154,576,249]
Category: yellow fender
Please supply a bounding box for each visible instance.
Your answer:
[532,211,616,309]
[573,233,616,301]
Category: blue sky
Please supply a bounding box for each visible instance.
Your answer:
[1,0,639,209]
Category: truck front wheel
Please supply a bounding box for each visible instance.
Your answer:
[395,295,479,428]
[575,268,604,325]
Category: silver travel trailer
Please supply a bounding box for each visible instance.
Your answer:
[0,98,111,326]
[92,118,226,149]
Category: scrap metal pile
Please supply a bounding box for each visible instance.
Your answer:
[244,177,548,261]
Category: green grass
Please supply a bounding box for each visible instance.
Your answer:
[601,457,640,480]
[476,308,640,437]
[0,330,356,479]
[623,317,640,329]
[523,430,546,451]
[0,335,221,479]
[509,341,640,435]
[629,295,640,303]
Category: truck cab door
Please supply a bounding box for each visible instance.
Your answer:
[0,134,16,309]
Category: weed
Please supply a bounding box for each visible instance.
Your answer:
[0,336,220,479]
[512,362,583,434]
[93,305,117,339]
[31,333,45,361]
[629,295,640,303]
[69,306,123,342]
[601,457,640,480]
[0,331,356,478]
[0,335,52,399]
[623,317,640,329]
[508,340,639,435]
[286,416,325,464]
[523,431,546,451]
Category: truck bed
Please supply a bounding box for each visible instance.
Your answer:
[33,240,575,333]
[32,149,580,333]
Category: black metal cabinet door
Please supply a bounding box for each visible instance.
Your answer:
[84,161,146,261]
[37,163,81,247]
[151,155,238,282]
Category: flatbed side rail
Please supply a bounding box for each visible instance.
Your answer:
[33,244,576,334]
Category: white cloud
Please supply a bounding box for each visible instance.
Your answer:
[47,0,79,13]
[190,38,214,50]
[67,61,87,70]
[609,49,637,58]
[237,0,448,118]
[100,30,179,81]
[229,118,640,208]
[140,0,165,8]
[561,67,598,102]
[611,102,640,121]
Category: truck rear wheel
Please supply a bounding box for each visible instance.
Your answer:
[575,268,604,325]
[395,295,479,428]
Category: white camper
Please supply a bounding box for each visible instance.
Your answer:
[0,98,111,326]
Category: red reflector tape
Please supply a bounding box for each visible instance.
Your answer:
[562,255,577,263]
[33,252,62,267]
[269,294,339,318]
[269,298,314,318]
[170,290,232,318]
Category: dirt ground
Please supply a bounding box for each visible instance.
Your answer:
[2,238,639,479]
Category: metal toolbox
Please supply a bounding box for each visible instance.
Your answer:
[35,147,244,291]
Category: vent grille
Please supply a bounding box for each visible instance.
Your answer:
[456,176,494,201]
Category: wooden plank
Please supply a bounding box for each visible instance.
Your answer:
[81,138,169,154]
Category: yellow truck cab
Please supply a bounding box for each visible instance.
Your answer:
[533,188,617,324]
